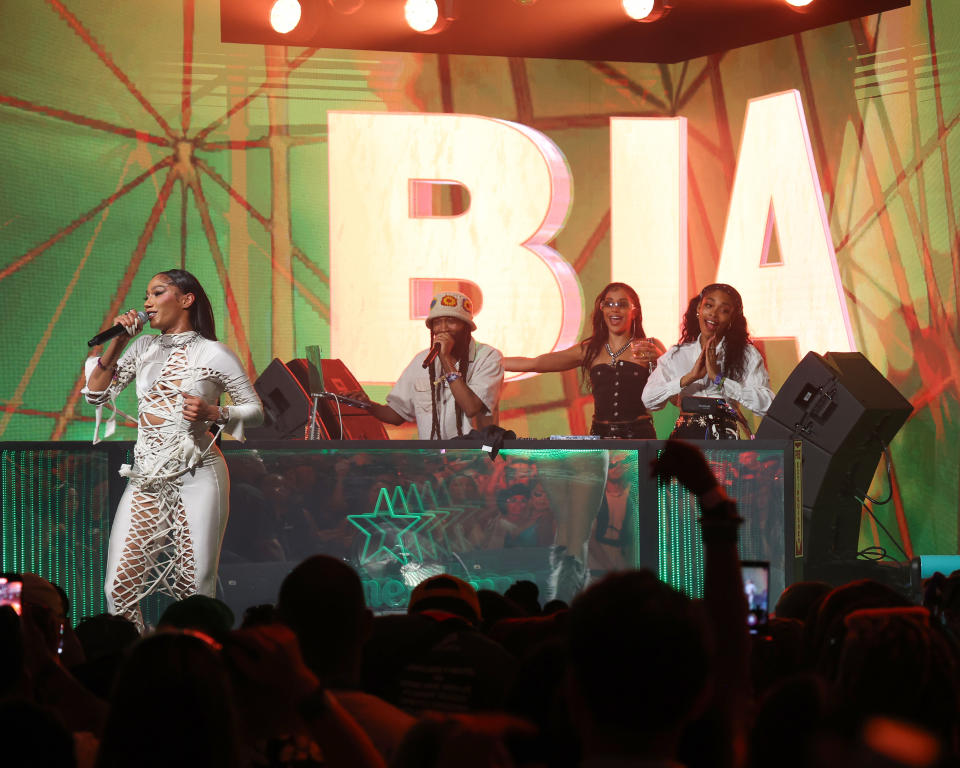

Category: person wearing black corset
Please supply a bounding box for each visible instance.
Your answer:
[503,282,665,438]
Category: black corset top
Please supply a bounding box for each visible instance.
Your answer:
[589,360,651,421]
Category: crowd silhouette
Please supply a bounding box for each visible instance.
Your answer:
[2,440,958,768]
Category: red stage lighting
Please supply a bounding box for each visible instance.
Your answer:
[328,0,364,12]
[270,0,302,33]
[404,0,454,34]
[622,0,672,23]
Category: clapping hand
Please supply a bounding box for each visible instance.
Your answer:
[704,336,721,381]
[681,347,708,388]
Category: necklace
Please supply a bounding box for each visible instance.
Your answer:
[158,330,199,349]
[605,337,633,363]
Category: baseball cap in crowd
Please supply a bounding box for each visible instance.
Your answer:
[408,574,482,625]
[21,573,67,622]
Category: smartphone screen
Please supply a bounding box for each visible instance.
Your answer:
[741,560,769,633]
[0,573,23,616]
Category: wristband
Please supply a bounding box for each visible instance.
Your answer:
[444,371,462,384]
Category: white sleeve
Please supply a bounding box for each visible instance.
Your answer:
[386,357,422,423]
[466,345,504,415]
[81,337,145,444]
[212,345,263,440]
[82,337,142,405]
[642,346,688,411]
[719,345,775,416]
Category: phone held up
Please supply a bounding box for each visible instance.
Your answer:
[0,573,23,616]
[741,560,770,634]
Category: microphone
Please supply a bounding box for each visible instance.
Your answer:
[422,342,441,369]
[87,312,148,347]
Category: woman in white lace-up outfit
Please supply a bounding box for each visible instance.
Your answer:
[84,270,263,630]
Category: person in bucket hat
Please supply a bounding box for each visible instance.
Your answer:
[349,291,503,439]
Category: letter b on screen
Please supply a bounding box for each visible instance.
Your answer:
[328,112,581,383]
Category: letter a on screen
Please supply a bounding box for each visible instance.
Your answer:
[716,90,855,357]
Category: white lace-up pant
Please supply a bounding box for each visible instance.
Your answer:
[104,447,229,630]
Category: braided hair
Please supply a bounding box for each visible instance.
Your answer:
[678,283,760,382]
[428,335,472,440]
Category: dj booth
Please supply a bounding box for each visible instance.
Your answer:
[0,438,798,625]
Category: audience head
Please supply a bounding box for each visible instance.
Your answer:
[408,575,482,626]
[774,580,832,622]
[277,555,371,685]
[832,607,959,740]
[75,614,139,662]
[20,573,68,656]
[567,570,711,751]
[240,603,281,628]
[505,580,541,617]
[96,632,240,768]
[808,579,913,678]
[477,589,524,631]
[158,595,235,643]
[542,599,568,616]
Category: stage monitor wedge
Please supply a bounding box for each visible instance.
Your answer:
[287,358,389,440]
[247,358,329,440]
[756,351,912,565]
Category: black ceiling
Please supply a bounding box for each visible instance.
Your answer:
[221,0,909,63]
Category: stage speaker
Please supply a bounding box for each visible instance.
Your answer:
[287,358,389,440]
[756,352,912,565]
[246,358,329,439]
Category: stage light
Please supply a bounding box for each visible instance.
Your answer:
[622,0,672,23]
[270,0,302,33]
[405,0,439,32]
[785,0,814,6]
[404,0,454,33]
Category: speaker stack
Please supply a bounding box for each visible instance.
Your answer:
[756,352,912,582]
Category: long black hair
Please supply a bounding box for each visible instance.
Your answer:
[158,269,217,341]
[580,282,647,389]
[679,283,758,382]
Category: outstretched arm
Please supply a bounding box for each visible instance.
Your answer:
[652,440,750,763]
[503,343,583,373]
[343,391,407,426]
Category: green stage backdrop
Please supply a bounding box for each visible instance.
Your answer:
[1,0,957,559]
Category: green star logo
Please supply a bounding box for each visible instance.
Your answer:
[347,484,423,566]
[402,483,449,560]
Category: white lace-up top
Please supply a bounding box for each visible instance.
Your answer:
[83,331,263,481]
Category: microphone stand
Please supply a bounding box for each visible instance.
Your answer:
[308,394,322,440]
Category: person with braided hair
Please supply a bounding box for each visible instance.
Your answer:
[349,291,503,439]
[642,283,774,439]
